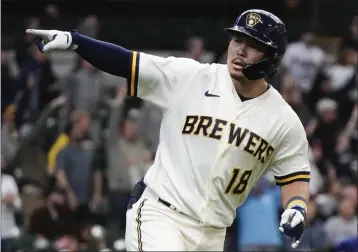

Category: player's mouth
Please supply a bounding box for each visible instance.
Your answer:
[232,59,245,70]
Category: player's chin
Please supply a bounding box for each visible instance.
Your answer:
[229,68,246,81]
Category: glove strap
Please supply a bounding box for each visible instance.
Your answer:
[285,196,307,216]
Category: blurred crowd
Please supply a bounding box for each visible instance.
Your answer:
[1,1,357,252]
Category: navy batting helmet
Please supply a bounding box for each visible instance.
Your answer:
[225,9,287,80]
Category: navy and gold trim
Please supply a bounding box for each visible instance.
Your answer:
[136,199,146,252]
[128,51,140,97]
[274,171,310,186]
[286,196,308,212]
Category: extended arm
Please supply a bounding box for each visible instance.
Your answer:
[26,29,133,78]
[26,28,204,109]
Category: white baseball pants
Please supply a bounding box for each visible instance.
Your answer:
[125,187,226,251]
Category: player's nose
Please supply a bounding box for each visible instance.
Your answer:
[236,46,246,58]
[235,42,248,57]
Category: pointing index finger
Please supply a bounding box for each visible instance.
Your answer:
[26,29,51,39]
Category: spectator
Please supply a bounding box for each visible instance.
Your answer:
[334,105,358,181]
[65,59,113,146]
[342,184,358,209]
[8,97,67,189]
[279,73,312,127]
[316,175,342,219]
[335,237,358,252]
[307,147,324,196]
[1,50,18,112]
[1,156,22,252]
[308,46,357,118]
[311,98,342,163]
[28,188,78,242]
[14,17,40,69]
[41,4,61,30]
[77,15,100,39]
[66,59,112,114]
[324,197,358,247]
[55,110,103,244]
[330,46,358,124]
[325,46,357,94]
[54,235,79,251]
[1,105,19,163]
[282,28,325,98]
[341,15,358,49]
[106,87,152,236]
[237,177,282,251]
[185,36,206,62]
[280,0,312,42]
[16,44,57,123]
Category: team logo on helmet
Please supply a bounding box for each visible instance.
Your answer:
[246,13,261,28]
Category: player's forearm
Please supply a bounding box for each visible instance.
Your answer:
[71,32,132,77]
[280,181,310,211]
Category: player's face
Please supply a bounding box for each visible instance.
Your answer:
[227,34,267,81]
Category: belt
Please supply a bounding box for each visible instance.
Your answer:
[158,197,199,221]
[143,187,191,218]
[158,198,182,213]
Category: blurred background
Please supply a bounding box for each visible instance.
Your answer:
[1,0,357,251]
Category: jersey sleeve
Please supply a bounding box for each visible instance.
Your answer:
[270,118,311,187]
[127,52,205,110]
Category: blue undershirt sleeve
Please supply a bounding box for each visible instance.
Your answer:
[71,31,133,78]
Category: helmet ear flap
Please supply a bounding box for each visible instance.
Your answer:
[242,56,281,80]
[242,59,269,80]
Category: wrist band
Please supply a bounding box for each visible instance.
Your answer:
[286,196,307,212]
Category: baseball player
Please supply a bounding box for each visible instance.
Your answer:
[27,9,310,251]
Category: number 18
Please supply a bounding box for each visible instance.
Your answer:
[225,167,252,195]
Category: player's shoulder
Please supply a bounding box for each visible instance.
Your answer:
[140,52,223,69]
[139,52,209,67]
[267,87,304,127]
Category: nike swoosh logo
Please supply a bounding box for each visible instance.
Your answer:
[65,34,69,43]
[205,90,220,97]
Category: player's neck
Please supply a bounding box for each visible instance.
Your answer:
[232,78,268,99]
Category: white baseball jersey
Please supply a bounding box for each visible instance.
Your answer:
[127,52,311,228]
